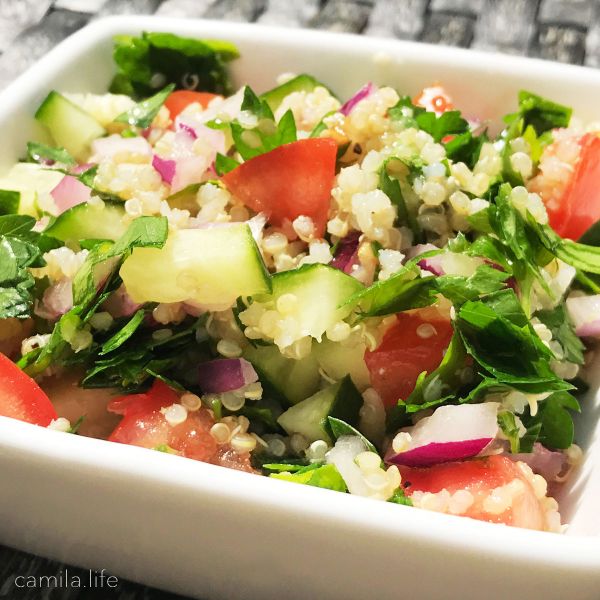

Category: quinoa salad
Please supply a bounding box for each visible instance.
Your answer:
[2,31,600,534]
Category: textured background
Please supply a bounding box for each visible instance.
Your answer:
[0,0,599,89]
[0,0,596,598]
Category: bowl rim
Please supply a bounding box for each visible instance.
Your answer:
[0,14,599,566]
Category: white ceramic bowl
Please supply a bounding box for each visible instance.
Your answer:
[0,16,599,600]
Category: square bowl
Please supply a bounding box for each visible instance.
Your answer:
[0,16,599,600]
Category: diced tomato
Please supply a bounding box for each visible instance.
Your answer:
[400,455,548,530]
[365,308,454,407]
[0,352,57,426]
[221,138,338,237]
[164,90,219,121]
[414,85,454,115]
[545,133,600,241]
[108,379,254,472]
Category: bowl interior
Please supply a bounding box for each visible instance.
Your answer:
[0,16,598,536]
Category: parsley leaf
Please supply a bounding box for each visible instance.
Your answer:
[379,157,422,240]
[327,417,378,453]
[348,264,438,317]
[22,217,168,377]
[444,129,488,170]
[388,487,412,506]
[436,264,510,305]
[26,141,75,166]
[215,153,240,176]
[108,215,168,257]
[110,32,239,98]
[270,463,347,492]
[114,84,175,129]
[456,289,572,393]
[533,391,580,450]
[0,190,20,216]
[0,215,60,319]
[498,410,522,454]
[535,303,585,365]
[100,308,146,355]
[415,110,469,143]
[505,91,572,136]
[230,87,297,161]
[500,91,569,185]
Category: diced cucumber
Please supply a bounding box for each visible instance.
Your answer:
[0,163,64,217]
[261,74,335,112]
[44,201,127,242]
[254,264,363,343]
[120,223,271,306]
[313,338,371,391]
[35,91,105,161]
[243,344,320,405]
[277,375,363,444]
[166,183,202,213]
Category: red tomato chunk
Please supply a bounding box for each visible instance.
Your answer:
[0,352,57,426]
[222,138,338,237]
[365,309,454,407]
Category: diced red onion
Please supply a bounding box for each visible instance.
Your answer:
[171,155,211,193]
[198,358,258,394]
[102,285,142,318]
[157,122,224,192]
[50,175,91,213]
[418,256,444,276]
[405,243,438,260]
[566,294,600,337]
[91,135,152,161]
[177,121,198,140]
[35,279,73,320]
[331,231,360,274]
[506,443,570,482]
[176,116,226,155]
[340,83,376,116]
[406,243,444,276]
[152,154,177,185]
[385,403,500,468]
[70,162,95,175]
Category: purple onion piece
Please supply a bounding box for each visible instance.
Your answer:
[50,175,92,213]
[178,121,198,139]
[507,443,570,482]
[70,162,95,175]
[566,294,600,337]
[385,403,500,468]
[152,154,177,185]
[386,438,494,468]
[330,231,360,274]
[418,256,444,276]
[198,358,258,394]
[340,83,376,116]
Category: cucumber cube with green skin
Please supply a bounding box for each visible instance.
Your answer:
[45,202,128,242]
[243,344,321,405]
[120,223,271,307]
[277,375,363,444]
[251,264,363,345]
[35,91,106,161]
[313,338,371,391]
[261,74,335,112]
[0,163,64,217]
